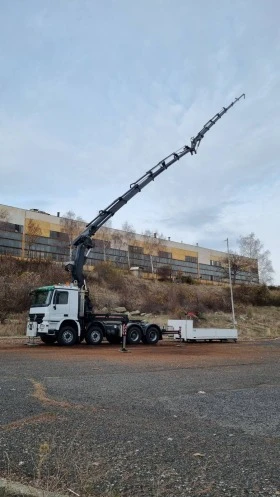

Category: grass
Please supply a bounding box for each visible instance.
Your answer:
[1,307,279,341]
[0,312,26,337]
[3,433,124,497]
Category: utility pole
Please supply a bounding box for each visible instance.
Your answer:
[225,238,236,327]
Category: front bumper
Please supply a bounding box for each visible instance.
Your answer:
[26,322,51,337]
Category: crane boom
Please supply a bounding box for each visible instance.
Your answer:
[67,94,245,287]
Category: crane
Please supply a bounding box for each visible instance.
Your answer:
[66,94,245,288]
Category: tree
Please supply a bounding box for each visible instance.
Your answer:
[238,233,274,284]
[157,264,173,281]
[121,222,136,268]
[60,211,85,258]
[142,229,165,273]
[97,220,112,262]
[111,230,124,250]
[25,219,42,257]
[220,252,252,285]
[0,208,9,230]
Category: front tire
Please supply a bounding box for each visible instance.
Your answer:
[85,325,104,345]
[57,326,77,346]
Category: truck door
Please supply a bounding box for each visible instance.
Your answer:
[52,290,70,322]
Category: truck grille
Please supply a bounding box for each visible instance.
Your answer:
[29,313,45,324]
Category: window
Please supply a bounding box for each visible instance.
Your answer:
[50,231,68,241]
[185,256,198,263]
[31,290,53,307]
[210,260,221,267]
[94,238,111,249]
[54,291,68,305]
[158,251,172,259]
[14,224,23,233]
[129,245,143,254]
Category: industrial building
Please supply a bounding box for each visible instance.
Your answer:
[0,203,258,284]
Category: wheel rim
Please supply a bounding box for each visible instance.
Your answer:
[130,329,140,342]
[149,329,158,342]
[90,330,101,343]
[62,330,74,344]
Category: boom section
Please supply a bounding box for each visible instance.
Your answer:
[73,93,245,247]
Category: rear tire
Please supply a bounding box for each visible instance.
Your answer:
[126,325,141,345]
[57,326,77,346]
[40,335,57,345]
[85,325,104,345]
[145,326,159,345]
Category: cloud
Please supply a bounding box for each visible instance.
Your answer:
[0,0,279,281]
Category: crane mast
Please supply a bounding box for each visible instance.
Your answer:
[66,94,245,288]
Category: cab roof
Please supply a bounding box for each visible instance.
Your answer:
[34,285,78,292]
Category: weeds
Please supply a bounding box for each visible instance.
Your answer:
[0,257,280,337]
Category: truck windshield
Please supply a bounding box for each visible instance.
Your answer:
[31,290,53,307]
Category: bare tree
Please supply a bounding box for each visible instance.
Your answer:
[121,222,136,268]
[111,230,124,250]
[60,211,85,258]
[157,264,173,281]
[0,208,9,230]
[238,233,274,284]
[25,219,42,257]
[97,220,112,261]
[220,252,253,285]
[142,229,165,273]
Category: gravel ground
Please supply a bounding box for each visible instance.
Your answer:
[0,340,279,497]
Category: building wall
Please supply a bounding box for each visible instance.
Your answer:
[0,203,259,284]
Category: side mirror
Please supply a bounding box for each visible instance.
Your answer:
[53,304,57,310]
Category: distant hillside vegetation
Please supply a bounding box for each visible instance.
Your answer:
[0,258,280,339]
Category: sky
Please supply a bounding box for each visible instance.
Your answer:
[0,0,279,282]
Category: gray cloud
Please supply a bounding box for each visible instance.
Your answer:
[0,0,279,281]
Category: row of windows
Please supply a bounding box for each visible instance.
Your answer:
[0,236,258,282]
[50,231,69,241]
[185,256,198,263]
[158,250,172,259]
[0,222,23,233]
[210,260,222,267]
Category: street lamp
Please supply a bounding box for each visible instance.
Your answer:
[225,238,237,327]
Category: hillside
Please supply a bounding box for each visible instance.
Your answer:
[0,257,280,339]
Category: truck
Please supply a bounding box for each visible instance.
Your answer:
[26,94,245,346]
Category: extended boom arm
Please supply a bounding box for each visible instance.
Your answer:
[67,94,245,287]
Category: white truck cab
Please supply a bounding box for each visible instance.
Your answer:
[27,284,81,345]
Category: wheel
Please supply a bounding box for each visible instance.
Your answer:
[85,325,104,345]
[40,335,57,345]
[145,326,159,345]
[57,326,77,346]
[126,325,142,345]
[107,334,121,344]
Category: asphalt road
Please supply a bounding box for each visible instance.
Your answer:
[0,340,279,497]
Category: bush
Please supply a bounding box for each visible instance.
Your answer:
[157,265,173,281]
[232,284,280,307]
[92,262,126,291]
[0,256,67,322]
[175,272,195,284]
[1,256,279,324]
